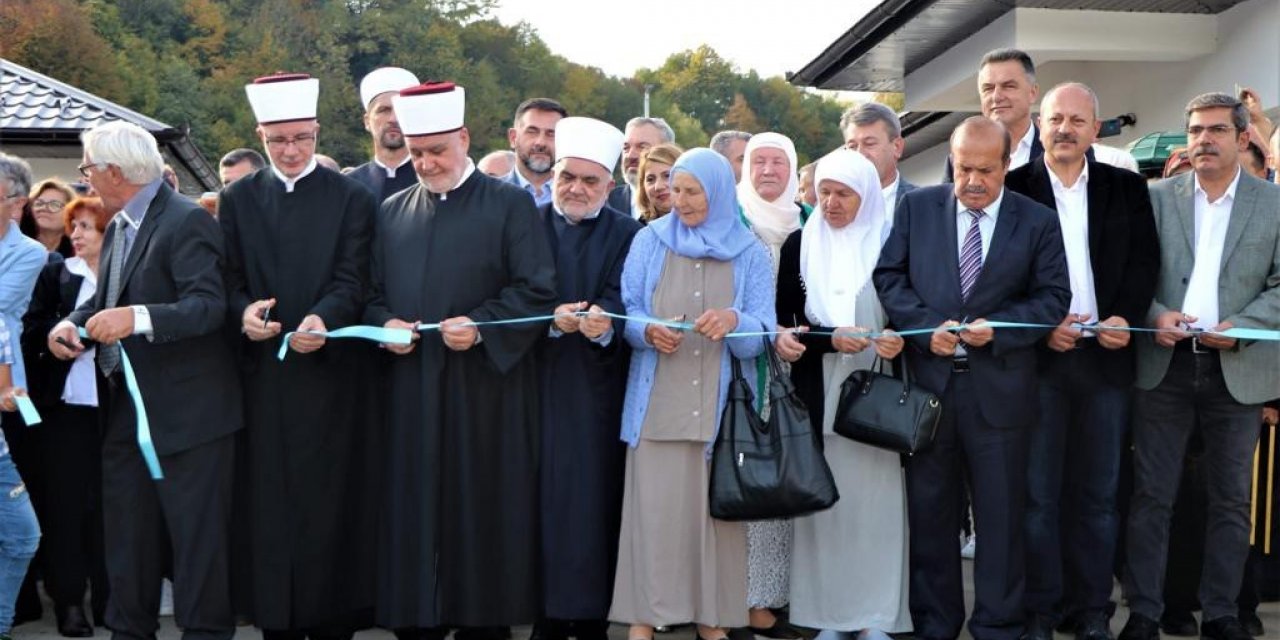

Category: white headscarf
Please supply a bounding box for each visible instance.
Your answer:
[800,148,887,327]
[736,132,801,255]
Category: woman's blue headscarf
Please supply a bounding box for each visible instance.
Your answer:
[648,148,758,260]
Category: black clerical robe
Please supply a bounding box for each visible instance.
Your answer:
[365,171,558,628]
[536,203,640,620]
[348,159,418,202]
[218,166,377,630]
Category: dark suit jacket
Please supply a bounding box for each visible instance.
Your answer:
[873,184,1071,428]
[67,182,242,454]
[607,183,632,215]
[1005,158,1161,386]
[20,255,78,408]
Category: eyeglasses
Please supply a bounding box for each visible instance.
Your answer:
[1187,124,1238,137]
[31,198,67,211]
[77,161,106,178]
[264,133,317,149]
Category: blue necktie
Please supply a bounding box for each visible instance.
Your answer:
[959,208,985,301]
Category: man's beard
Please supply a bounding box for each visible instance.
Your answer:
[380,131,405,150]
[519,147,552,174]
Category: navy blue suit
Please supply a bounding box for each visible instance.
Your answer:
[873,184,1070,640]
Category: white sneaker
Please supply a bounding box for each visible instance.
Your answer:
[960,534,976,559]
[160,579,175,616]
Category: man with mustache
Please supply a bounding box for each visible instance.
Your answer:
[1119,92,1280,640]
[608,117,676,219]
[503,98,566,207]
[533,116,640,640]
[349,67,422,202]
[1004,83,1160,640]
[875,116,1070,640]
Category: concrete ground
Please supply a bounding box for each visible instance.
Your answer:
[12,561,1280,640]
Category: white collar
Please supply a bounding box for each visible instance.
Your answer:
[1017,123,1036,151]
[956,189,1005,219]
[425,159,476,200]
[1193,168,1242,205]
[271,157,319,193]
[552,202,602,224]
[882,172,900,195]
[1046,157,1090,191]
[374,154,411,176]
[65,256,96,281]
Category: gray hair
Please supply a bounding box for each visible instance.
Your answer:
[0,152,34,200]
[625,117,675,144]
[1042,82,1101,119]
[1185,92,1249,132]
[839,102,903,139]
[710,130,752,156]
[980,48,1036,84]
[80,121,165,185]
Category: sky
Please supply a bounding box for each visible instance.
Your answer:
[489,0,881,80]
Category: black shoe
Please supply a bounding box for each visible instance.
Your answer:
[55,604,94,638]
[748,621,803,640]
[1201,617,1252,640]
[1023,615,1055,640]
[1238,611,1263,637]
[1076,612,1114,640]
[1162,611,1200,637]
[1119,613,1160,640]
[531,620,570,640]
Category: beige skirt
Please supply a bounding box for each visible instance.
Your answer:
[609,440,748,628]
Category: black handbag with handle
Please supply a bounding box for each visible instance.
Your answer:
[709,338,839,521]
[833,355,942,455]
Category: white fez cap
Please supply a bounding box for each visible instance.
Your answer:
[359,67,420,109]
[392,82,466,137]
[245,73,319,124]
[554,117,624,174]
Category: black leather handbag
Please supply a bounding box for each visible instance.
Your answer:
[833,356,942,455]
[710,339,839,521]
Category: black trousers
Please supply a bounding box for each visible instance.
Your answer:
[908,373,1028,640]
[1124,351,1260,622]
[101,378,235,640]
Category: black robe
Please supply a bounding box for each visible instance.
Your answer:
[218,166,377,630]
[348,159,418,202]
[365,171,558,628]
[535,203,639,620]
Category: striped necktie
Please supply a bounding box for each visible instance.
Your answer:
[959,208,986,302]
[96,216,127,376]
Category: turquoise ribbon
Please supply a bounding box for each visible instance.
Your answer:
[78,328,162,480]
[13,395,40,426]
[415,313,564,333]
[276,325,415,361]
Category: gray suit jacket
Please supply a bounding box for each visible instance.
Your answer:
[1136,171,1280,404]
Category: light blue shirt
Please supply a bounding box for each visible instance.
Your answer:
[0,219,48,390]
[505,168,553,208]
[955,188,1004,261]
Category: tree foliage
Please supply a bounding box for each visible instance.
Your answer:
[1,0,847,168]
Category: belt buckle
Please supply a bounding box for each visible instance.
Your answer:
[952,356,971,373]
[1190,335,1208,354]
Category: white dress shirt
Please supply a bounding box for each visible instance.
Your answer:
[955,189,1004,260]
[882,173,901,229]
[62,257,99,407]
[1046,159,1099,321]
[1009,124,1037,170]
[1181,169,1241,329]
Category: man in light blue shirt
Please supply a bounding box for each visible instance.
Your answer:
[502,97,566,207]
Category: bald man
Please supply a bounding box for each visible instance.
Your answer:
[875,117,1070,640]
